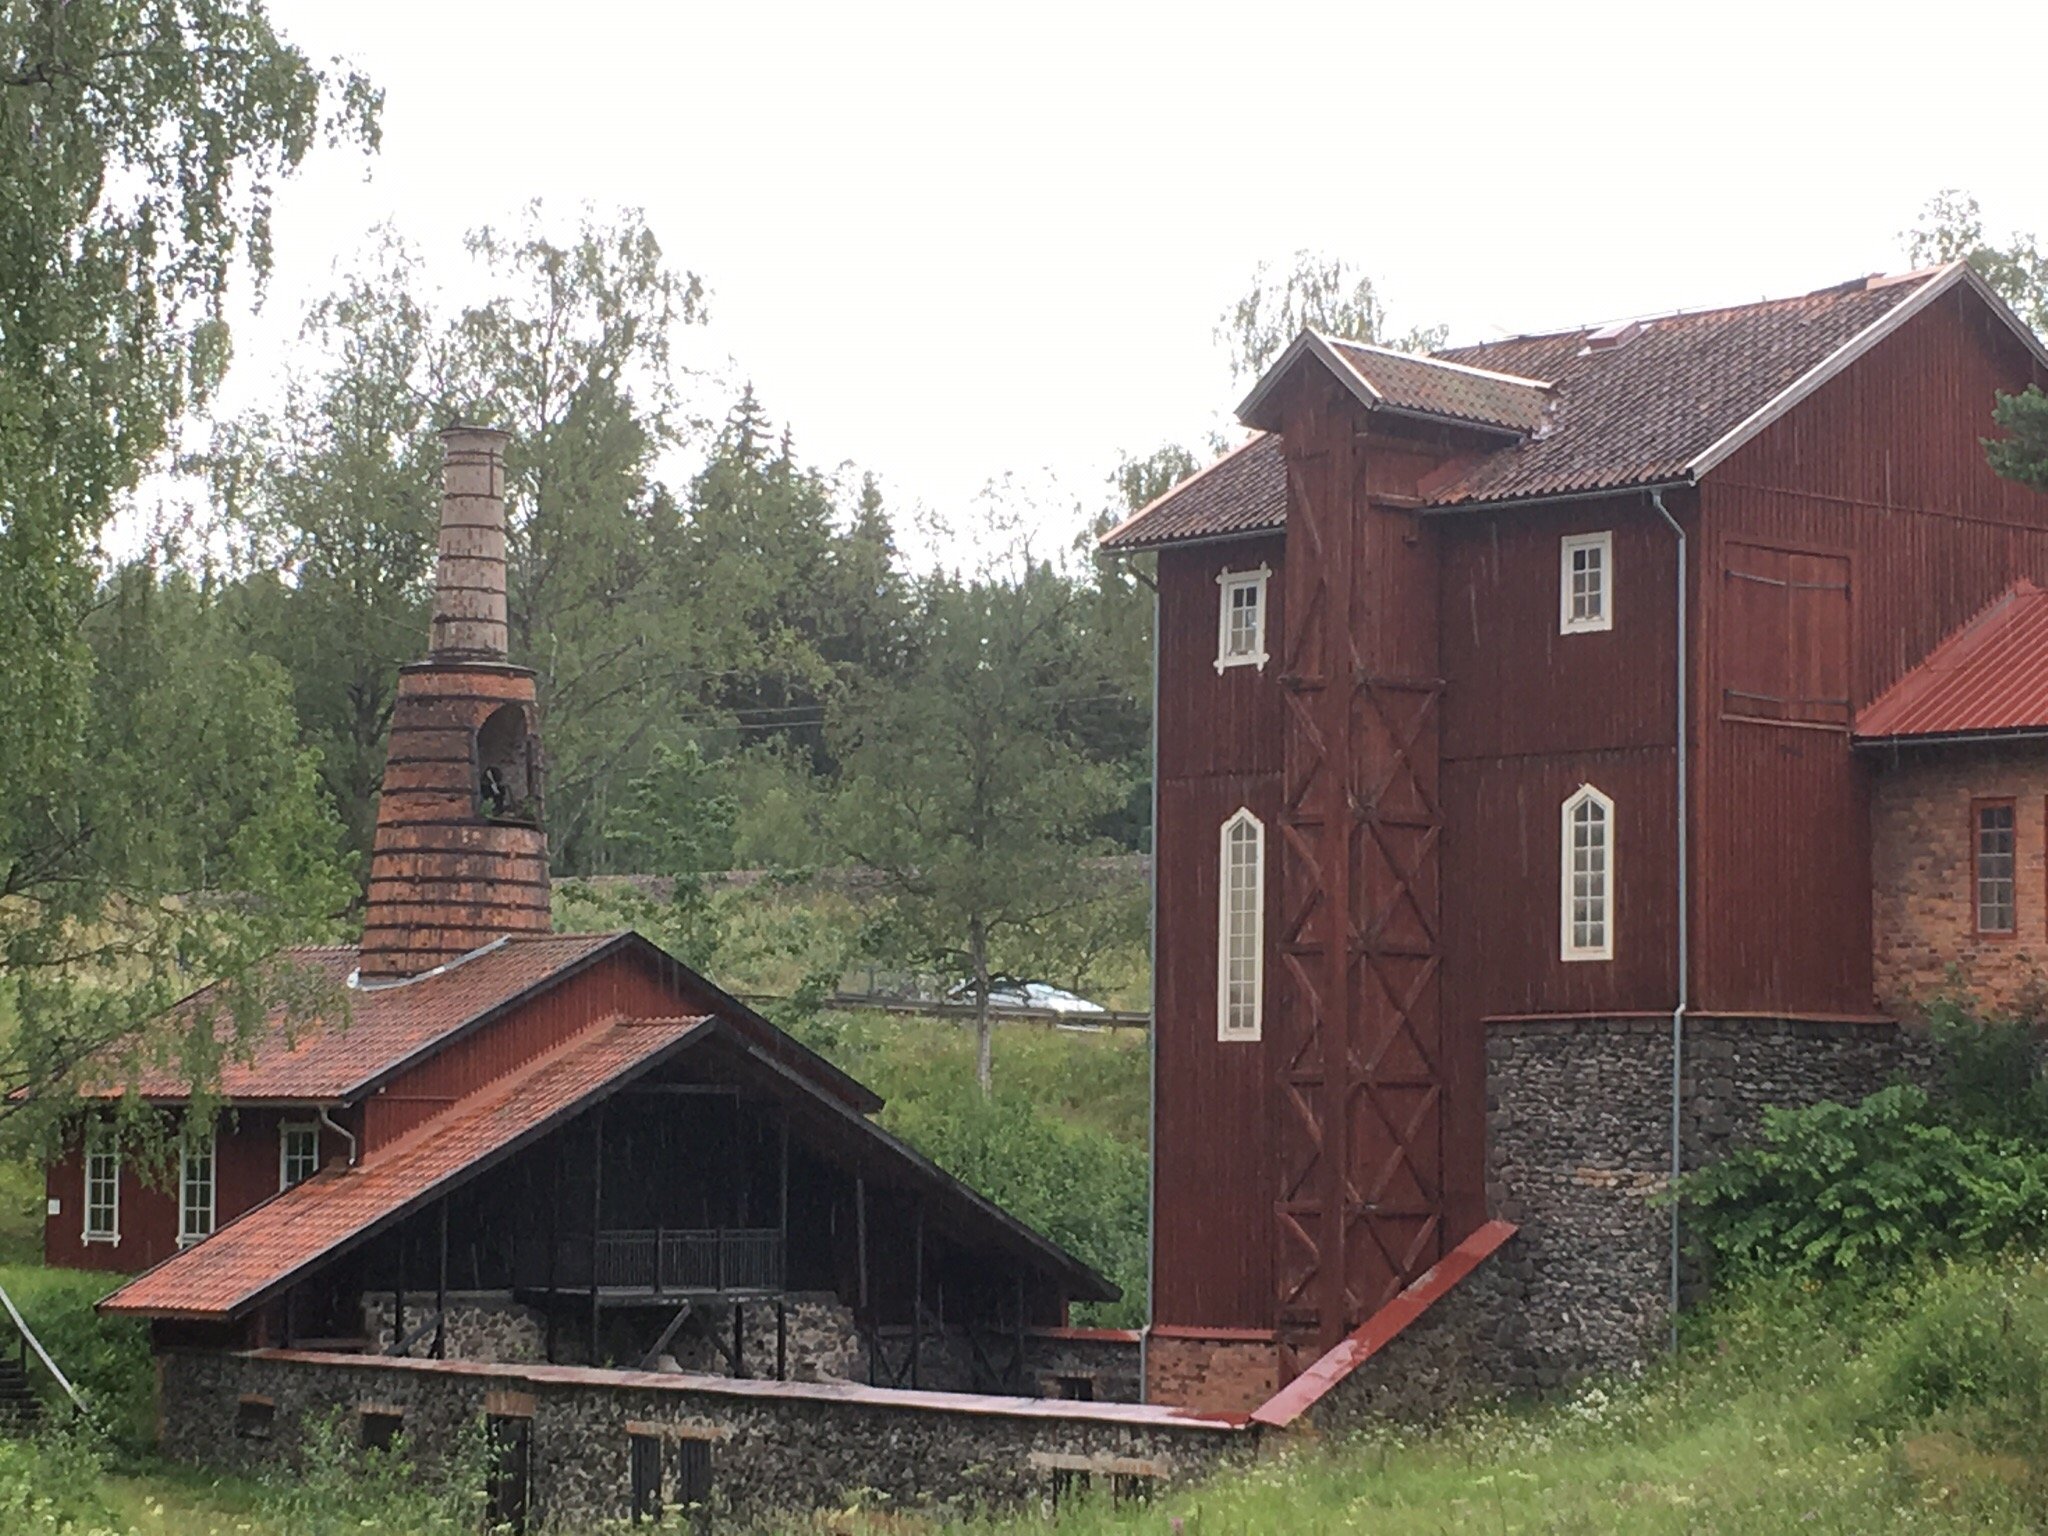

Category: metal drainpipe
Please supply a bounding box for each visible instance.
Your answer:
[1649,489,1688,1352]
[317,1105,358,1168]
[1140,575,1161,1400]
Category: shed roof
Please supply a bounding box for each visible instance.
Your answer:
[1104,263,2045,551]
[1855,581,2048,743]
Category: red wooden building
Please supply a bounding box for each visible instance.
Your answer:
[54,430,1113,1413]
[1104,263,2048,1409]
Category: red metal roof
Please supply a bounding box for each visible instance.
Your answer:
[103,932,625,1105]
[1856,580,2048,741]
[101,1014,707,1320]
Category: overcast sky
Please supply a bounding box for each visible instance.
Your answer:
[211,0,2046,553]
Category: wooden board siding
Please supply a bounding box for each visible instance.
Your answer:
[1151,535,1284,1332]
[1697,286,2048,1014]
[1435,498,1686,1233]
[45,1110,354,1274]
[361,950,682,1152]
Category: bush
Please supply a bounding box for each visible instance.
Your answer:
[1681,1010,2048,1289]
[0,1264,151,1444]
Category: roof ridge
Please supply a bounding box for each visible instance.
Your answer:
[1324,334,1553,389]
[1444,264,1955,355]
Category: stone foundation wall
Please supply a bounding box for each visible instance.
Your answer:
[160,1348,1249,1529]
[1280,1232,1533,1435]
[1144,1332,1277,1413]
[1022,1329,1143,1403]
[1486,1015,1933,1379]
[362,1293,547,1364]
[645,1293,866,1384]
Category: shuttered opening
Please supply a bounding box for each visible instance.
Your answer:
[1720,542,1852,727]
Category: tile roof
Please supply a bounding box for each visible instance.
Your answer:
[1097,434,1286,552]
[1322,339,1551,433]
[101,1014,707,1319]
[106,932,626,1105]
[1103,266,1985,550]
[1427,271,1938,505]
[1855,581,2048,741]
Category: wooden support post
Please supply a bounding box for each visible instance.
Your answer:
[911,1203,924,1390]
[434,1198,449,1360]
[1013,1273,1025,1391]
[281,1283,295,1351]
[393,1228,406,1356]
[588,1107,605,1366]
[777,1108,790,1292]
[776,1299,787,1381]
[544,1145,559,1364]
[732,1302,745,1380]
[855,1177,868,1313]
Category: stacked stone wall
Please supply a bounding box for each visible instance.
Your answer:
[160,1349,1248,1529]
[1486,1015,1934,1380]
[1022,1329,1143,1403]
[362,1293,547,1364]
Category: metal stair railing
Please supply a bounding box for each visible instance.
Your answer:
[0,1280,87,1416]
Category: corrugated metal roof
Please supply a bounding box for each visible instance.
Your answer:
[1856,581,2048,741]
[102,932,625,1105]
[101,1014,707,1320]
[1102,267,1977,550]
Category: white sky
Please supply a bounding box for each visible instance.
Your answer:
[200,0,2048,553]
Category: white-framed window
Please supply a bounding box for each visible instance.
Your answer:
[180,1132,216,1247]
[1560,532,1613,634]
[1215,565,1271,672]
[279,1121,320,1191]
[83,1122,119,1245]
[1561,784,1614,961]
[1217,808,1266,1040]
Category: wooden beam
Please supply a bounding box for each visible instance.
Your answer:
[912,1203,924,1390]
[636,1301,694,1371]
[589,1106,604,1366]
[434,1199,449,1360]
[544,1145,559,1364]
[856,1178,868,1314]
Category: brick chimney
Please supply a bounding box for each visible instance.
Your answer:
[357,427,552,980]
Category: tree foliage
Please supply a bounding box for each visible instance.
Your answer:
[830,556,1136,1091]
[0,1,375,1130]
[1221,249,1447,380]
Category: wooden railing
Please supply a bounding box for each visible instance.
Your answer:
[0,1280,86,1415]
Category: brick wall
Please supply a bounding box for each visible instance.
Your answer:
[1144,1331,1277,1413]
[1871,744,2048,1014]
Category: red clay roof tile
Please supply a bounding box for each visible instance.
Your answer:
[107,932,624,1105]
[101,1014,706,1319]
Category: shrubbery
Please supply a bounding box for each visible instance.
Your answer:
[0,1264,151,1444]
[1682,1008,2048,1288]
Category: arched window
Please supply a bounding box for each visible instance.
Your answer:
[1218,808,1265,1040]
[476,704,538,824]
[1562,785,1614,961]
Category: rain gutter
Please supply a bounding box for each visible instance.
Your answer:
[1649,488,1688,1351]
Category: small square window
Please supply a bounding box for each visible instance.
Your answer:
[1215,565,1271,672]
[280,1121,319,1191]
[236,1397,275,1441]
[361,1409,404,1453]
[1560,532,1613,634]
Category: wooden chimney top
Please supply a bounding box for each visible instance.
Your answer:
[357,428,552,980]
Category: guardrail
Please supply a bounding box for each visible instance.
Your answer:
[0,1280,86,1416]
[743,994,1152,1030]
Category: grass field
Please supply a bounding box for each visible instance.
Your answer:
[6,1258,2048,1533]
